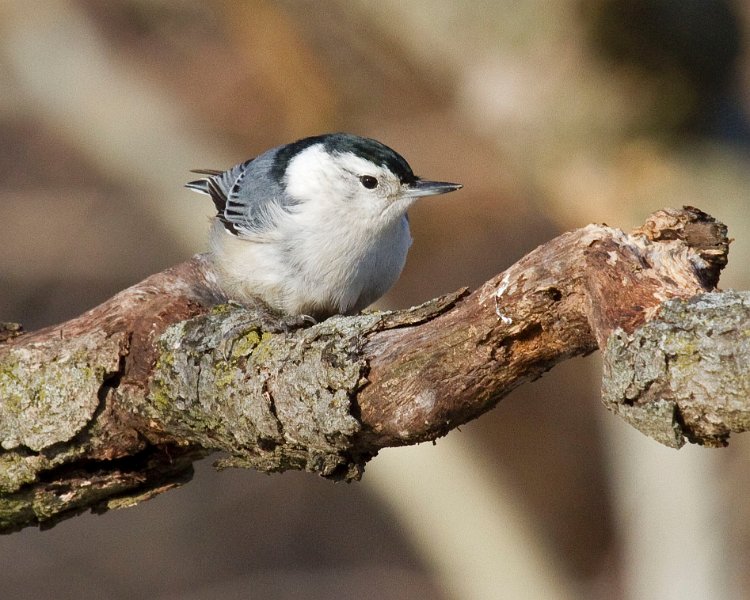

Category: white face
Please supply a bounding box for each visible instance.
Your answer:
[283,144,415,220]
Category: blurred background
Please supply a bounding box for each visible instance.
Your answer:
[1,1,750,598]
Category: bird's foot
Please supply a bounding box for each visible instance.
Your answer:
[230,298,315,333]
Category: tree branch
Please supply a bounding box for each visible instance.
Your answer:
[0,207,732,532]
[602,290,750,448]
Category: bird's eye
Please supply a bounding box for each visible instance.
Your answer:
[359,175,378,189]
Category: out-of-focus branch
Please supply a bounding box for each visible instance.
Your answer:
[0,207,731,533]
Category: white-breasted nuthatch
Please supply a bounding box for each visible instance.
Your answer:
[186,133,462,319]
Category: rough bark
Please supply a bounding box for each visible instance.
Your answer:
[0,207,734,533]
[602,290,750,448]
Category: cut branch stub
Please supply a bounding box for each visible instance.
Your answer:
[584,207,727,348]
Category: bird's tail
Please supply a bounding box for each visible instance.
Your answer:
[185,169,228,214]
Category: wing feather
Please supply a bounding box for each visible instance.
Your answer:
[186,159,255,235]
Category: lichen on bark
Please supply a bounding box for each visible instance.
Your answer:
[0,330,124,452]
[142,305,368,480]
[602,291,750,447]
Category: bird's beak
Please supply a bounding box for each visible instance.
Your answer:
[405,179,463,198]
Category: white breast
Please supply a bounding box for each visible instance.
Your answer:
[209,213,412,318]
[283,211,412,316]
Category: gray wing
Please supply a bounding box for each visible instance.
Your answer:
[186,151,294,237]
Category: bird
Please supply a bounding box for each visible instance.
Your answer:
[186,132,462,320]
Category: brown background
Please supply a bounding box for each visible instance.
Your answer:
[2,2,750,599]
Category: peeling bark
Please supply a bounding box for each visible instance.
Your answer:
[0,207,735,533]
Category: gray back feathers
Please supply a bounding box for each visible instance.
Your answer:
[186,148,298,236]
